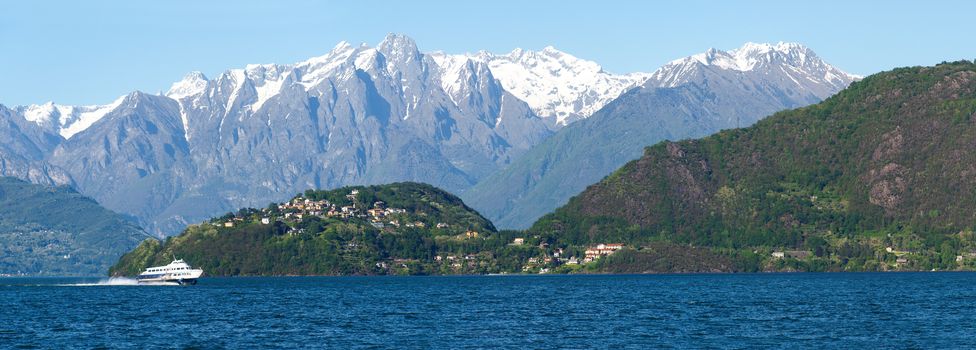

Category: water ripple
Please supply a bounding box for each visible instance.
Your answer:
[2,273,976,348]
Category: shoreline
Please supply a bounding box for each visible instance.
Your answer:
[92,269,976,279]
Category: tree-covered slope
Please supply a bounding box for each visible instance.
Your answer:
[530,61,976,272]
[0,177,150,275]
[110,182,523,276]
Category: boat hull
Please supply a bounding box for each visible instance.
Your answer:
[136,277,198,285]
[137,269,203,285]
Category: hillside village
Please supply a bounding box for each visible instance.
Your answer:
[116,181,976,276]
[162,184,971,276]
[214,189,481,236]
[193,187,636,275]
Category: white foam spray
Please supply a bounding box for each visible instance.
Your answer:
[61,277,178,286]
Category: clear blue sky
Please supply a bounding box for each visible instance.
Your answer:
[2,0,974,106]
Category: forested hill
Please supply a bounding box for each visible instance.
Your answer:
[529,61,976,272]
[110,182,507,276]
[0,177,149,275]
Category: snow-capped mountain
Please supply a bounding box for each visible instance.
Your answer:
[432,47,649,126]
[17,98,126,139]
[0,105,71,187]
[4,34,555,235]
[463,42,860,230]
[648,42,860,98]
[0,35,860,237]
[18,38,648,144]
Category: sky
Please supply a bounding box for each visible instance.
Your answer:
[2,0,974,107]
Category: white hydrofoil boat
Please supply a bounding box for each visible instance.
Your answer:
[137,259,203,285]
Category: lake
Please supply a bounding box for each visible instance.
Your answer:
[2,273,975,348]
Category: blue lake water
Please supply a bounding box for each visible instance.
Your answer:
[2,273,975,348]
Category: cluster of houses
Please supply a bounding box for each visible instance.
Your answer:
[583,243,625,263]
[886,247,976,267]
[434,254,481,269]
[883,247,911,266]
[771,246,976,268]
[269,190,454,230]
[511,238,626,271]
[770,250,812,259]
[275,191,407,223]
[373,254,488,272]
[216,189,471,234]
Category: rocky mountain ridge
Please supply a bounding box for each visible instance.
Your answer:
[0,35,856,237]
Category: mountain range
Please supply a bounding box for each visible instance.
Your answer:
[462,42,860,228]
[107,61,976,275]
[0,34,856,236]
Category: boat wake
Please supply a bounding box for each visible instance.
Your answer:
[61,277,179,286]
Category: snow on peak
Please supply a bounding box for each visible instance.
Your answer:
[58,96,126,139]
[21,102,60,127]
[377,33,424,78]
[16,35,861,141]
[649,42,860,91]
[660,41,815,74]
[187,35,414,116]
[377,33,419,57]
[166,71,209,99]
[156,34,653,127]
[297,41,363,87]
[152,36,857,132]
[18,97,125,139]
[353,48,381,72]
[429,53,491,105]
[439,46,649,125]
[300,40,356,68]
[251,64,296,111]
[332,40,353,52]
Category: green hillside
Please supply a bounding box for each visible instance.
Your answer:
[110,182,527,276]
[0,177,150,275]
[529,61,976,272]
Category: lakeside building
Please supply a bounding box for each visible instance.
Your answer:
[584,243,625,262]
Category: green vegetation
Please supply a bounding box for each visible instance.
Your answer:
[0,177,150,275]
[112,183,533,276]
[530,61,976,272]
